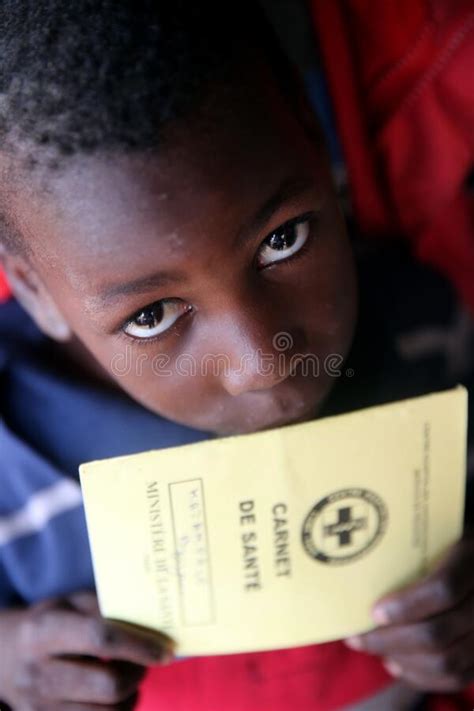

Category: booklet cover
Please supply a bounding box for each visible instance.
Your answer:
[80,387,467,656]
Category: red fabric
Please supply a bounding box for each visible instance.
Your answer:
[311,0,474,314]
[0,271,10,302]
[137,643,391,711]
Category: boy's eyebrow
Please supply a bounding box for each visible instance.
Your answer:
[95,270,184,304]
[234,175,315,247]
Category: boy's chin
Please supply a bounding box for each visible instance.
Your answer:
[219,408,318,436]
[203,382,332,436]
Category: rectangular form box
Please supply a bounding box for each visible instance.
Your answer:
[169,479,214,626]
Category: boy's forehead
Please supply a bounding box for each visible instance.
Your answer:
[11,67,322,291]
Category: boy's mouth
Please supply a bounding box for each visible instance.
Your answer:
[213,377,330,435]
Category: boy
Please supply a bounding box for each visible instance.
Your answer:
[0,1,473,709]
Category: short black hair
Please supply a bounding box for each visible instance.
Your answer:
[0,0,266,162]
[0,0,296,253]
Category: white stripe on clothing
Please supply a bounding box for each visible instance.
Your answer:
[0,479,83,546]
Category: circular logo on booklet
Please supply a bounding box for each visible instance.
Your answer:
[301,488,388,564]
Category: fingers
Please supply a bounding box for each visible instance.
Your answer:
[28,692,139,711]
[1,597,168,710]
[59,697,138,711]
[23,608,171,666]
[17,658,145,705]
[382,630,474,692]
[346,593,474,656]
[109,619,175,654]
[66,592,102,617]
[372,539,474,625]
[33,592,100,617]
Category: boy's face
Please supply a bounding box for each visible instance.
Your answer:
[8,67,356,435]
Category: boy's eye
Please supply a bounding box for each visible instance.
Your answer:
[123,299,189,339]
[257,216,311,268]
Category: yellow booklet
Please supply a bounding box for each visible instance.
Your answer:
[80,387,467,656]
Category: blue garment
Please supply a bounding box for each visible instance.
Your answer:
[0,298,210,607]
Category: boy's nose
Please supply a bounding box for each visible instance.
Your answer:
[209,313,302,398]
[221,348,292,397]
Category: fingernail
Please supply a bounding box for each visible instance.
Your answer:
[384,660,402,677]
[372,606,391,625]
[151,644,175,665]
[345,635,363,650]
[148,643,168,660]
[160,650,175,665]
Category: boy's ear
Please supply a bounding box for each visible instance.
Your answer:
[0,246,72,342]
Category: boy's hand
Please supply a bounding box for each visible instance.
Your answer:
[0,592,173,710]
[345,536,474,691]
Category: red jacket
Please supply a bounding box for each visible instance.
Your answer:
[0,271,8,302]
[137,645,390,711]
[311,0,474,314]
